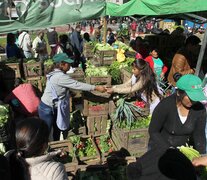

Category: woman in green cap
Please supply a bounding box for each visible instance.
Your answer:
[127,74,207,180]
[38,53,106,141]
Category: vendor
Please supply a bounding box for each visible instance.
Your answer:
[38,53,106,141]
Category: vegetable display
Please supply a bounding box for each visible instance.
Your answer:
[116,115,151,130]
[85,60,108,77]
[95,135,114,154]
[69,136,97,158]
[93,43,114,52]
[113,97,149,127]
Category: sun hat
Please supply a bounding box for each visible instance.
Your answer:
[53,53,74,64]
[158,148,197,180]
[176,74,206,101]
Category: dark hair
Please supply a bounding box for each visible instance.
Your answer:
[150,47,159,54]
[185,35,201,46]
[59,34,68,44]
[83,32,91,42]
[7,117,49,180]
[176,89,188,103]
[7,33,16,45]
[132,59,162,102]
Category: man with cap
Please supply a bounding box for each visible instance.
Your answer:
[127,74,206,180]
[38,53,106,141]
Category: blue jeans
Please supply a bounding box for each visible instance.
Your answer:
[38,101,60,140]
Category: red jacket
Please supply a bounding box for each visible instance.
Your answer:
[145,56,168,74]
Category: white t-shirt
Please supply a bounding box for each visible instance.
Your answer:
[18,32,32,52]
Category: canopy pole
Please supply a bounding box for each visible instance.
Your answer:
[102,16,107,44]
[195,28,207,76]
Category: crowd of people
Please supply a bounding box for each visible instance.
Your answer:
[1,18,207,180]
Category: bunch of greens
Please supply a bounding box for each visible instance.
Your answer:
[44,58,54,67]
[113,97,148,127]
[93,43,114,53]
[108,57,134,84]
[0,105,10,127]
[113,40,135,52]
[116,115,151,130]
[85,60,108,77]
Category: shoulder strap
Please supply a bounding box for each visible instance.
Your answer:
[19,32,27,48]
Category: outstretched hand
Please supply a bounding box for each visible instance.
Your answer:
[95,86,107,93]
[106,87,114,94]
[192,156,207,167]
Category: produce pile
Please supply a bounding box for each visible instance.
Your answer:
[113,97,149,127]
[69,136,97,158]
[85,57,134,84]
[95,135,114,154]
[0,104,10,127]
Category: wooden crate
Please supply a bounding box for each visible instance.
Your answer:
[82,91,110,117]
[87,116,110,135]
[69,135,101,165]
[23,61,43,77]
[95,50,117,66]
[111,126,149,157]
[85,76,111,86]
[1,62,21,79]
[48,140,78,175]
[26,76,44,93]
[69,67,85,82]
[120,68,132,83]
[83,43,94,59]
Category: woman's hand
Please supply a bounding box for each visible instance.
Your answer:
[95,86,107,93]
[192,156,207,167]
[106,88,114,94]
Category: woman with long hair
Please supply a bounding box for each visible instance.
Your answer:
[107,58,162,114]
[5,117,68,180]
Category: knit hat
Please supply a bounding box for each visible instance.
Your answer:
[53,53,74,64]
[176,74,206,101]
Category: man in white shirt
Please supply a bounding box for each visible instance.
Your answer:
[18,31,33,58]
[32,30,48,61]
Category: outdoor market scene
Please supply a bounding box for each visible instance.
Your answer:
[1,0,207,179]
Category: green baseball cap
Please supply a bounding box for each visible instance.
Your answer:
[176,74,206,101]
[53,53,74,64]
